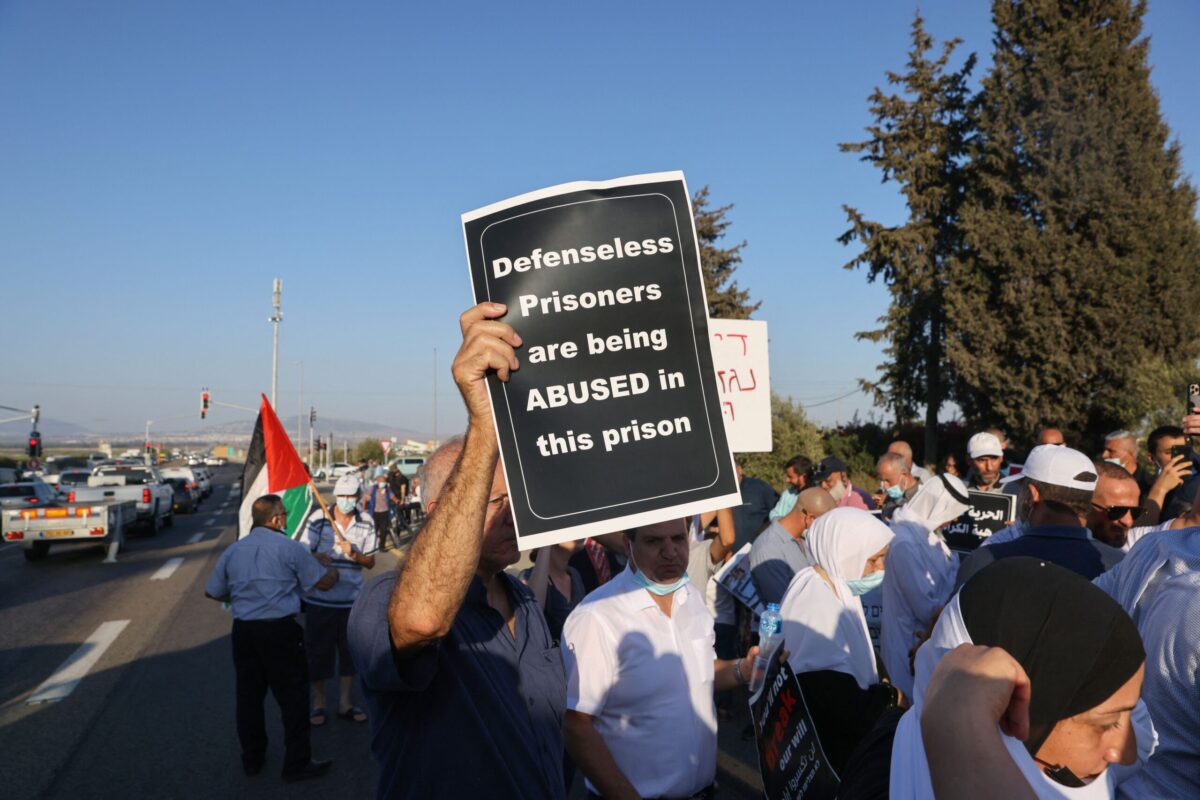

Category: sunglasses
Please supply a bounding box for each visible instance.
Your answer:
[1091,502,1142,521]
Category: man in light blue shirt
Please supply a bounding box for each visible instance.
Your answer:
[751,487,835,604]
[205,494,338,782]
[768,454,813,521]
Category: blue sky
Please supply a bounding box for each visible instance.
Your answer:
[2,1,1197,437]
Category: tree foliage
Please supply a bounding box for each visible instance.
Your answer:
[737,393,826,489]
[353,438,385,463]
[693,186,759,319]
[840,15,976,462]
[949,0,1200,444]
[844,2,1200,447]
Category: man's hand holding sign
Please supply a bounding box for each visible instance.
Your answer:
[462,171,740,549]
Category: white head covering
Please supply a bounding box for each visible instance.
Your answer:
[780,508,894,689]
[880,474,969,698]
[892,473,971,531]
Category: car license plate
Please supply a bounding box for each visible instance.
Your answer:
[44,529,74,538]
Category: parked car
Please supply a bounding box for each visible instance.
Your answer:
[328,462,356,479]
[164,477,199,514]
[203,456,226,466]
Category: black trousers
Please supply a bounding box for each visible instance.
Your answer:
[231,617,311,771]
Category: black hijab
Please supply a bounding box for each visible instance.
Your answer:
[960,557,1145,756]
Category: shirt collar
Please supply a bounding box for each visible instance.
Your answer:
[615,564,693,611]
[1026,524,1091,540]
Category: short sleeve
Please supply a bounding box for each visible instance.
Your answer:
[204,549,231,597]
[289,538,327,591]
[356,517,379,556]
[297,517,324,552]
[347,573,438,692]
[561,607,617,716]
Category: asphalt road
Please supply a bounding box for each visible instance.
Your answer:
[0,467,765,799]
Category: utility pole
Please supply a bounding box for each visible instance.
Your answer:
[144,420,152,465]
[296,360,303,452]
[270,278,282,409]
[308,407,315,469]
[328,430,332,473]
[432,346,438,446]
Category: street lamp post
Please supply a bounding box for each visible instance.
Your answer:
[269,279,282,409]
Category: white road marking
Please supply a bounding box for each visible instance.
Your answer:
[150,557,184,581]
[27,620,131,704]
[206,518,218,526]
[186,532,205,545]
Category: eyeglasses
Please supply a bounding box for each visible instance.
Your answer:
[1091,503,1142,521]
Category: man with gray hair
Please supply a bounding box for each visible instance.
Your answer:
[347,302,566,799]
[886,439,931,483]
[877,451,919,521]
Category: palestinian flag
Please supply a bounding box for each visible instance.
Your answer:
[239,394,314,539]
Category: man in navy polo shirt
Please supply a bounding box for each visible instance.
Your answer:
[955,444,1124,589]
[348,302,566,800]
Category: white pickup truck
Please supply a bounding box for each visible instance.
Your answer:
[68,466,174,534]
[3,499,137,561]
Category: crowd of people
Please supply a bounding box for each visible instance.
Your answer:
[205,301,1199,799]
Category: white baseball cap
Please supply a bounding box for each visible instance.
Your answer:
[999,445,1097,491]
[334,474,362,496]
[967,432,1004,459]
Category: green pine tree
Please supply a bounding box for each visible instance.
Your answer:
[839,15,977,462]
[693,186,760,319]
[949,0,1200,444]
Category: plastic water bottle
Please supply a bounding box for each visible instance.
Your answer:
[749,602,783,693]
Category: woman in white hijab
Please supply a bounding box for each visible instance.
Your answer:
[778,507,896,771]
[880,472,971,698]
[890,558,1146,799]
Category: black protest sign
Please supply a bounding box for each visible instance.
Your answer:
[750,656,840,800]
[462,172,740,549]
[943,490,1017,552]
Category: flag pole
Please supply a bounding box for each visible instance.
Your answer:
[306,478,348,546]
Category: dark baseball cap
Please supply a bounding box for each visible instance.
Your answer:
[811,456,849,482]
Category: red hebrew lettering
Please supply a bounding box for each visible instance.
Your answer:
[739,368,757,392]
[727,333,748,356]
[722,401,736,420]
[717,369,730,393]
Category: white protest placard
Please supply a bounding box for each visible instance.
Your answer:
[462,172,741,550]
[714,542,766,617]
[710,318,771,452]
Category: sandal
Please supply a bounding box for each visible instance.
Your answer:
[309,707,327,727]
[338,705,367,723]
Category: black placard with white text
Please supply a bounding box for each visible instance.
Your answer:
[750,657,840,800]
[462,172,740,549]
[943,490,1017,552]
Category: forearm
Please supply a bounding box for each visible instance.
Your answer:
[387,425,497,653]
[204,591,230,602]
[712,507,735,561]
[564,711,639,800]
[714,656,747,692]
[922,716,1034,799]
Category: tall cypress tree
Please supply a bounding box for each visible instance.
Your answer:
[839,15,976,462]
[949,0,1200,443]
[693,186,760,319]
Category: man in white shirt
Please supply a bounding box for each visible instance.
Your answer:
[562,518,760,800]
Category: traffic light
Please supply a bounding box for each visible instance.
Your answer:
[201,389,210,420]
[145,440,153,455]
[309,407,316,426]
[28,431,42,458]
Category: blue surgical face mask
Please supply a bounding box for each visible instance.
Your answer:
[336,498,357,514]
[629,552,689,596]
[846,570,885,596]
[884,484,905,501]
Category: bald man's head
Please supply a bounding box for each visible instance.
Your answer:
[797,487,835,516]
[1037,427,1065,446]
[886,440,914,468]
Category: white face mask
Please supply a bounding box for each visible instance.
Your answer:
[828,480,846,502]
[1104,457,1126,468]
